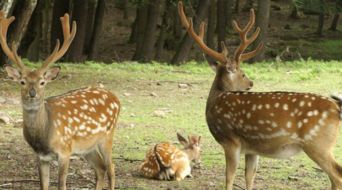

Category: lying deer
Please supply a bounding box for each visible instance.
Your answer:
[1,12,120,190]
[179,1,342,190]
[139,133,201,181]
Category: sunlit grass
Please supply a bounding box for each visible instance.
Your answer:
[1,60,342,189]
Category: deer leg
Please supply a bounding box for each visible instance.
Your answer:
[84,151,106,190]
[222,142,241,190]
[38,158,50,190]
[304,148,342,190]
[98,133,115,190]
[245,154,258,190]
[57,155,70,190]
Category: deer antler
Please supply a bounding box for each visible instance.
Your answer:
[40,13,76,72]
[178,1,228,64]
[0,11,26,70]
[232,9,263,64]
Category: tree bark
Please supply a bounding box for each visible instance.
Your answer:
[67,0,88,62]
[243,0,254,11]
[252,0,270,62]
[123,0,129,19]
[329,13,339,31]
[217,0,227,52]
[173,4,183,40]
[0,0,15,16]
[50,0,69,53]
[171,0,210,65]
[155,2,169,60]
[207,0,216,50]
[0,0,37,66]
[234,0,240,14]
[84,0,97,55]
[137,0,164,62]
[89,0,106,60]
[316,0,325,37]
[128,17,138,43]
[226,0,233,31]
[132,3,148,60]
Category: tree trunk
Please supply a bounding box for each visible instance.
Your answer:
[316,0,325,37]
[155,2,169,60]
[252,0,270,62]
[132,3,148,60]
[136,0,163,62]
[128,17,138,43]
[89,0,106,60]
[123,0,129,19]
[207,0,216,50]
[226,0,233,32]
[329,13,339,31]
[50,0,69,53]
[0,0,37,66]
[84,0,97,55]
[171,0,210,65]
[243,0,254,11]
[0,0,15,16]
[217,0,227,52]
[173,4,183,40]
[235,0,240,14]
[67,0,88,62]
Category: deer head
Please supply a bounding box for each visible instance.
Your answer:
[177,132,201,165]
[178,1,263,91]
[1,12,76,110]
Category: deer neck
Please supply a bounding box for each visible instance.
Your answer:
[22,98,51,154]
[206,70,230,112]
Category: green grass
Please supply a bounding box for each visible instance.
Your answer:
[1,60,342,189]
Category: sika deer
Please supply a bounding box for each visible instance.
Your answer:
[1,12,120,190]
[139,133,201,181]
[178,1,342,190]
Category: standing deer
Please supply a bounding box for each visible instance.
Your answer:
[139,133,201,181]
[178,1,342,190]
[1,12,120,190]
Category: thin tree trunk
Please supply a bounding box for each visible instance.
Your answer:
[243,0,254,11]
[0,0,15,16]
[173,4,183,40]
[51,0,69,53]
[123,0,129,19]
[235,0,239,14]
[329,13,339,31]
[217,0,227,51]
[171,0,210,65]
[89,0,106,60]
[316,0,325,36]
[67,0,88,62]
[128,14,138,43]
[8,0,38,50]
[207,0,216,50]
[252,0,270,62]
[84,0,97,55]
[0,0,37,66]
[138,0,164,62]
[155,2,169,60]
[226,0,233,32]
[132,3,148,60]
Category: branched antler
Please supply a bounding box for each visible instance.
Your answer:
[232,9,263,64]
[40,13,76,72]
[178,1,228,64]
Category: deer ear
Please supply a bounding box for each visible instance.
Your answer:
[44,66,60,81]
[204,54,219,72]
[177,133,188,146]
[4,65,21,81]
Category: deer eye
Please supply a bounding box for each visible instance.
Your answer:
[40,81,46,86]
[242,74,246,78]
[20,80,26,85]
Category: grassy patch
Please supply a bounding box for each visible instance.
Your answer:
[1,60,342,189]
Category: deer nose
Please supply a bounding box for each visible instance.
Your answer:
[29,88,36,98]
